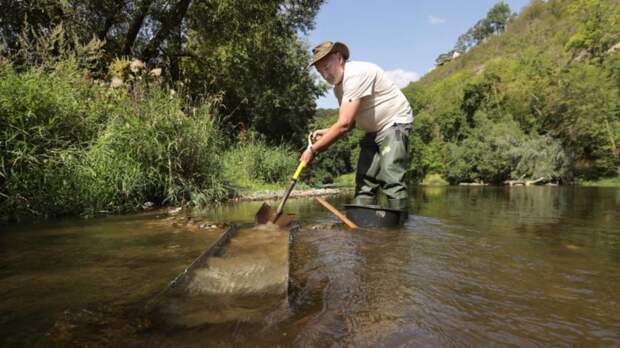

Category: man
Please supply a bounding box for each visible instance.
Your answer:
[301,41,414,211]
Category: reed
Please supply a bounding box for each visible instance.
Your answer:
[1,60,230,221]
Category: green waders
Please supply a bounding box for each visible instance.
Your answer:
[352,123,412,211]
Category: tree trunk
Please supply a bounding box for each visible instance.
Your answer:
[123,0,154,56]
[97,2,125,41]
[604,119,618,158]
[140,0,192,63]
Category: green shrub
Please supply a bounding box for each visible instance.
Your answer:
[444,118,571,184]
[579,175,620,187]
[334,172,355,187]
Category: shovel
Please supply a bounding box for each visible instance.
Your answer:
[255,160,306,227]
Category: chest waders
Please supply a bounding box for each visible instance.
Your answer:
[352,123,412,211]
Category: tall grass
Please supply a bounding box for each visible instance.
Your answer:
[222,133,298,191]
[579,175,620,187]
[0,44,230,221]
[76,89,229,215]
[0,61,101,218]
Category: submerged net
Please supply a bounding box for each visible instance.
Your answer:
[148,224,291,327]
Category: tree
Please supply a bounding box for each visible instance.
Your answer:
[485,2,512,35]
[565,0,620,63]
[180,0,326,144]
[1,0,327,144]
[541,63,619,178]
[452,2,513,53]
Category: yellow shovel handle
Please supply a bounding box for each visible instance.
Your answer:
[292,161,305,180]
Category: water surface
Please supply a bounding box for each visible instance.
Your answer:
[1,186,619,347]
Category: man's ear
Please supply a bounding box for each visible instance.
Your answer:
[337,53,345,65]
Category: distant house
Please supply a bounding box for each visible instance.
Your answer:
[435,50,462,66]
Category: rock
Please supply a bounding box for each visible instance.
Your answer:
[168,207,182,215]
[310,223,340,230]
[607,42,620,54]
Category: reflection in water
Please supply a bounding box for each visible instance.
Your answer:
[0,187,619,347]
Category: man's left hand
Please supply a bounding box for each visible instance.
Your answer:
[300,148,315,166]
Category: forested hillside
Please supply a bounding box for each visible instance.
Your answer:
[402,0,620,184]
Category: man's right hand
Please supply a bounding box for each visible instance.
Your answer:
[311,128,329,142]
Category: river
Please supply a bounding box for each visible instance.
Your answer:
[1,186,619,347]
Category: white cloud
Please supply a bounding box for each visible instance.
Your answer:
[384,69,420,88]
[428,15,446,24]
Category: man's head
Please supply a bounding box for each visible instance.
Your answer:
[310,41,349,85]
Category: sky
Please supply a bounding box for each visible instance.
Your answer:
[303,0,532,109]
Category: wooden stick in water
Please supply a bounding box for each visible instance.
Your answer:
[315,197,358,230]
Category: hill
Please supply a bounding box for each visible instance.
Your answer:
[402,0,620,184]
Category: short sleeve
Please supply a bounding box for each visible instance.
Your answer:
[342,71,374,103]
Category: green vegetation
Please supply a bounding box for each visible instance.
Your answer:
[580,176,620,187]
[403,0,620,185]
[438,1,514,65]
[221,133,298,192]
[2,0,619,221]
[0,36,231,220]
[334,172,355,187]
[1,0,326,146]
[421,174,450,186]
[1,1,325,221]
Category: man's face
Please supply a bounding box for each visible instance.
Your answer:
[315,52,343,85]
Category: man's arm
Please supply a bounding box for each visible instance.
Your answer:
[301,99,361,164]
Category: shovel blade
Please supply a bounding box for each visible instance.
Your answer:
[255,202,274,225]
[254,202,294,228]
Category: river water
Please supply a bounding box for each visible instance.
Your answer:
[1,186,619,347]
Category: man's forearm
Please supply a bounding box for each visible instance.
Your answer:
[312,122,349,151]
[312,99,360,152]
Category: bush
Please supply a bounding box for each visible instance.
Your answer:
[444,118,571,184]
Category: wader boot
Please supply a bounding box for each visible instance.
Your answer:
[387,198,409,223]
[354,123,411,217]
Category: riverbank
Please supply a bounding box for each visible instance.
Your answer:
[579,175,620,187]
[234,187,352,202]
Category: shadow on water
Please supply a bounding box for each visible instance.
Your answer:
[0,187,619,347]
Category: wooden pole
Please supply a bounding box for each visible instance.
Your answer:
[315,197,358,230]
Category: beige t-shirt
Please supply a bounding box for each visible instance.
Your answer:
[334,61,413,133]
